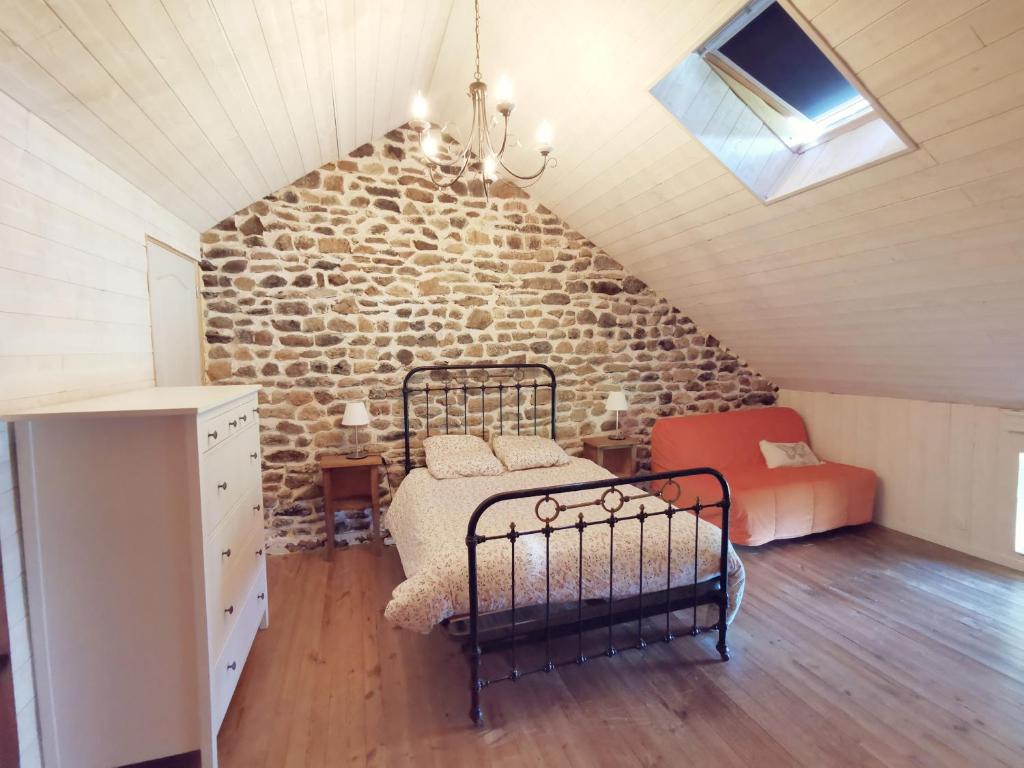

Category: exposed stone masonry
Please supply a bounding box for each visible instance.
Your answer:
[201,126,776,553]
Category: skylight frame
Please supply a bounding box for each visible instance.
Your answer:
[697,0,903,154]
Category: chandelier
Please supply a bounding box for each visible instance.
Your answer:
[408,0,555,196]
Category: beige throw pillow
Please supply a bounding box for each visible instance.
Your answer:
[491,435,571,472]
[759,440,822,469]
[423,434,504,480]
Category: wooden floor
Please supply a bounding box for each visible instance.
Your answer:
[217,526,1024,767]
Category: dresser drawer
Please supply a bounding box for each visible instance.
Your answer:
[200,411,230,452]
[201,421,259,536]
[205,490,264,653]
[212,563,267,731]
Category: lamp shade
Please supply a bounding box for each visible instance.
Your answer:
[341,401,370,426]
[605,391,628,412]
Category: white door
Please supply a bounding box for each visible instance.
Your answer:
[147,240,202,386]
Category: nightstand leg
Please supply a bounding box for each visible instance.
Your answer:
[370,466,381,552]
[323,469,334,561]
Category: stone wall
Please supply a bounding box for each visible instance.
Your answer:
[200,126,776,553]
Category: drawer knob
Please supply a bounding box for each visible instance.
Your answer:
[221,548,232,558]
[239,414,247,423]
[229,419,238,428]
[224,605,234,615]
[252,408,258,415]
[208,430,218,440]
[250,452,258,460]
[257,592,266,600]
[227,661,237,671]
[217,481,228,491]
[256,548,264,556]
[253,504,261,513]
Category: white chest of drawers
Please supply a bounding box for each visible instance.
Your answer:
[5,385,267,768]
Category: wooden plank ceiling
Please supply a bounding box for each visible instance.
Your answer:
[1,0,1023,407]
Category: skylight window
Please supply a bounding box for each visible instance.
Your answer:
[652,0,913,202]
[700,0,870,152]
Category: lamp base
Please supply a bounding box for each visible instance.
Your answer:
[608,433,627,441]
[347,449,369,460]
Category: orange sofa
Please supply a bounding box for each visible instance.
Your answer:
[650,407,876,546]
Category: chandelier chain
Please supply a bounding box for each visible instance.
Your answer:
[473,0,482,81]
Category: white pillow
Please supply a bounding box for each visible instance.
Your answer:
[759,440,822,469]
[491,435,571,472]
[423,434,504,480]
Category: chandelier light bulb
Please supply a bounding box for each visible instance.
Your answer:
[411,91,428,120]
[483,153,499,182]
[421,132,440,160]
[494,74,515,111]
[536,120,554,152]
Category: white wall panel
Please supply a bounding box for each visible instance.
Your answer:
[780,389,1024,572]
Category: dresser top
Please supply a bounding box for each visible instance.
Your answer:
[2,385,260,421]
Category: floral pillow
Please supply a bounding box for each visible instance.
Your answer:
[491,435,571,472]
[423,434,504,480]
[759,440,822,469]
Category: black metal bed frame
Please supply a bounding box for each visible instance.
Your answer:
[400,363,732,725]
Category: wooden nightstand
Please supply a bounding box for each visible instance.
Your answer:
[582,435,639,477]
[321,454,381,559]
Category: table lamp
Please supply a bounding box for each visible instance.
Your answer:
[606,390,628,440]
[342,400,370,459]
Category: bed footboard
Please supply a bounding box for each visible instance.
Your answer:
[465,467,731,725]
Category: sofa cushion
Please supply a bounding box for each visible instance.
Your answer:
[652,407,809,472]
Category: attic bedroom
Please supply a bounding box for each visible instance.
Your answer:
[0,1,1022,766]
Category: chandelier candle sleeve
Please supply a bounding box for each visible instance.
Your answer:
[407,0,555,196]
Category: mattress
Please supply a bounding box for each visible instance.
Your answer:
[383,458,745,633]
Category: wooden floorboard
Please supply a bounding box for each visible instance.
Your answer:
[216,525,1024,767]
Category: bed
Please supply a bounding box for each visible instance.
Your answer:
[386,363,741,724]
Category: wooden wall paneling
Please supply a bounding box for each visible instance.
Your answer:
[206,0,307,183]
[560,125,701,228]
[353,0,383,147]
[44,0,257,210]
[368,0,408,141]
[0,0,232,218]
[778,389,1024,571]
[858,15,985,97]
[835,0,988,71]
[810,0,908,46]
[882,27,1024,121]
[146,0,290,193]
[0,29,210,230]
[968,0,1024,45]
[290,0,340,162]
[901,68,1024,143]
[251,0,324,172]
[105,0,272,199]
[325,0,358,156]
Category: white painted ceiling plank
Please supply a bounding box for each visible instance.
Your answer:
[207,0,306,183]
[252,0,323,172]
[45,0,255,209]
[106,0,271,200]
[0,0,233,216]
[0,28,210,229]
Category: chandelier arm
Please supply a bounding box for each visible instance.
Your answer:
[417,129,472,170]
[426,151,475,189]
[497,154,551,183]
[491,112,510,159]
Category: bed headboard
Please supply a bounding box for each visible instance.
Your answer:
[401,363,557,473]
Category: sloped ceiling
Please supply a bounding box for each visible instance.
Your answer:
[1,0,1023,407]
